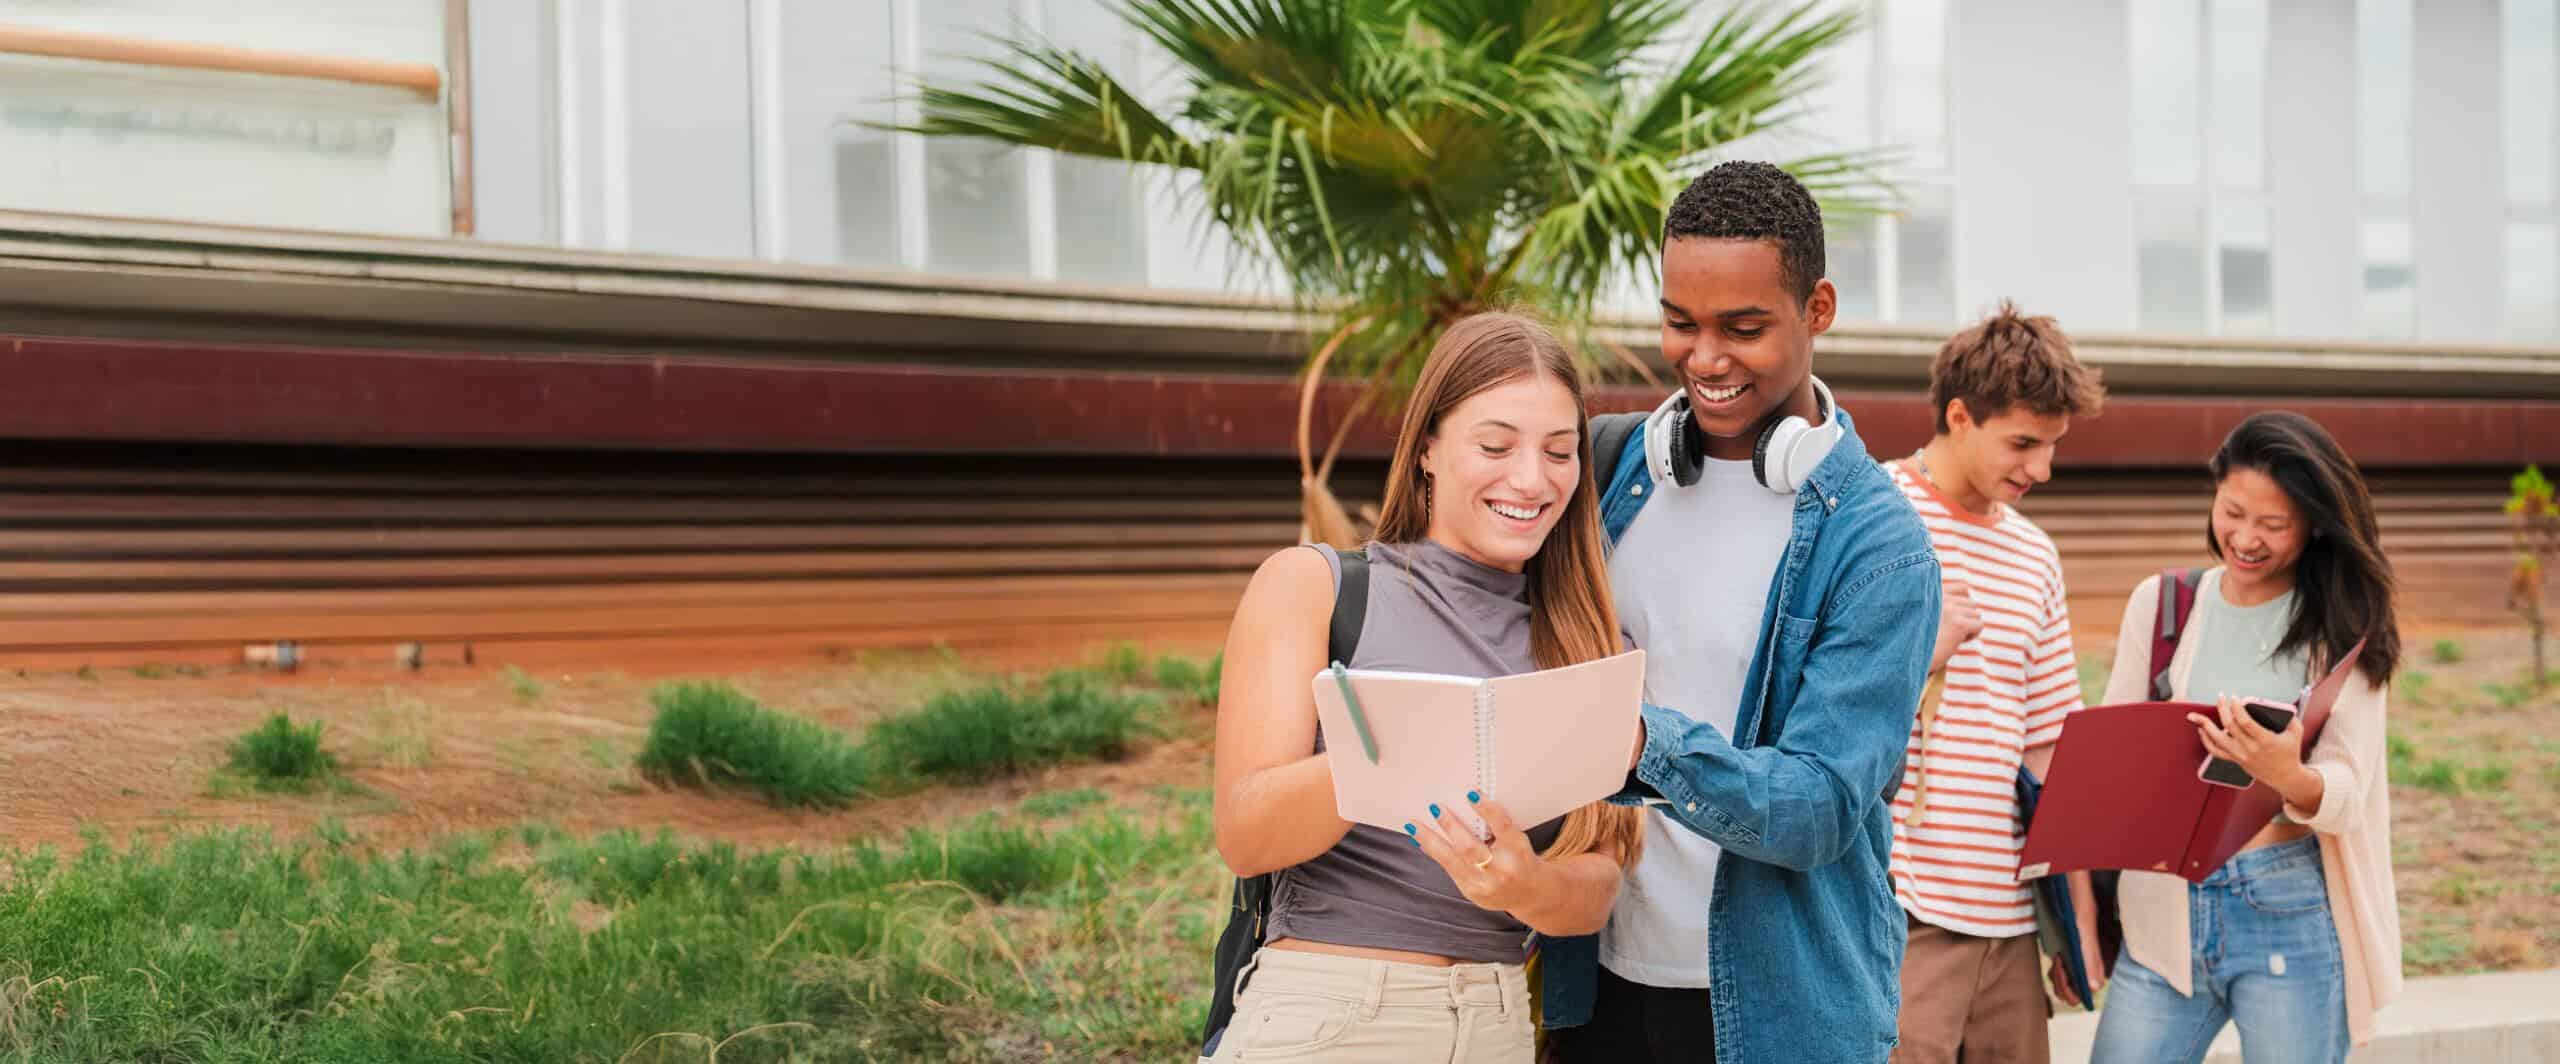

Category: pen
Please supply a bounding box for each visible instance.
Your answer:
[1330,661,1381,764]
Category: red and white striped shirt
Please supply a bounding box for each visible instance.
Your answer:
[1886,459,2084,939]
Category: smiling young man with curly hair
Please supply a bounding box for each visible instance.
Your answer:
[1536,161,1943,1064]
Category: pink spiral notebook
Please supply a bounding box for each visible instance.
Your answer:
[1309,650,1646,832]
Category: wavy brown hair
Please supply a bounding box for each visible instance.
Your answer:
[1370,311,1643,866]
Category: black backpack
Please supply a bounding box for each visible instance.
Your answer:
[1199,421,1647,1053]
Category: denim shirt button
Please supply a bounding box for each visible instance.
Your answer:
[1631,484,1644,497]
[1685,802,1698,812]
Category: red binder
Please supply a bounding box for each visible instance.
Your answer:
[2018,637,2365,884]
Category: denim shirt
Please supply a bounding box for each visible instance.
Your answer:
[1535,405,1941,1063]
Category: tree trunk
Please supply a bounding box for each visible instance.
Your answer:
[1295,320,1370,549]
[2534,608,2549,691]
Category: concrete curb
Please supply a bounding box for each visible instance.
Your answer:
[2048,967,2560,1062]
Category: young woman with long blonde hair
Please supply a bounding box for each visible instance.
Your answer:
[1207,311,1643,1062]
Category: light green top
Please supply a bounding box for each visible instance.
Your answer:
[2187,576,2310,707]
[2187,573,2311,819]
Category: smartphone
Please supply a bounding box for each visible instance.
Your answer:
[2197,697,2300,789]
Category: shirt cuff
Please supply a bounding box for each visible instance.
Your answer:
[2280,761,2347,830]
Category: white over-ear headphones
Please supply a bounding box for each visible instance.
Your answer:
[1651,376,1844,496]
[1751,376,1844,496]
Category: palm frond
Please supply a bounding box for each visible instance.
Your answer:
[901,39,1195,165]
[1622,3,1862,159]
[906,0,1883,399]
[1123,0,1378,101]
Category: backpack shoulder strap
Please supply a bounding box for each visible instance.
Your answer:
[1590,412,1645,488]
[1329,547,1370,665]
[2149,567,2205,702]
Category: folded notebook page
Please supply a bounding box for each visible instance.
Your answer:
[1309,650,1646,832]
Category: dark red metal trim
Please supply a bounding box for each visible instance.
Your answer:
[1,335,2552,468]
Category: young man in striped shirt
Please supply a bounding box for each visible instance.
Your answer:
[1888,303,2108,1063]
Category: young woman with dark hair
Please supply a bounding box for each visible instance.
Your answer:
[2090,411,2404,1064]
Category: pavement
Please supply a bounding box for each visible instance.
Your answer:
[2047,966,2560,1062]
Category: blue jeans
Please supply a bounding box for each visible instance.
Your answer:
[2090,835,2350,1064]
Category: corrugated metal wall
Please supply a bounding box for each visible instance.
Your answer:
[0,441,2517,671]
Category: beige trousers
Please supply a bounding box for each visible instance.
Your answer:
[1204,947,1534,1063]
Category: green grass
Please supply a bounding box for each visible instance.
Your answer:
[1152,653,1223,705]
[1020,788,1107,817]
[2407,757,2465,795]
[2431,638,2466,665]
[2434,869,2488,906]
[637,667,1164,810]
[865,673,1158,786]
[637,682,872,808]
[0,798,1223,1062]
[2483,681,2535,711]
[367,691,435,770]
[1094,642,1148,684]
[222,713,339,792]
[2390,735,2508,796]
[501,664,545,703]
[2404,919,2475,971]
[2078,656,2111,707]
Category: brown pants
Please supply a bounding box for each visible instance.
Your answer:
[1891,915,2051,1064]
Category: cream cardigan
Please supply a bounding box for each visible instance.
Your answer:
[2099,569,2403,1047]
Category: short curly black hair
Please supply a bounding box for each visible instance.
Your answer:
[1663,161,1826,305]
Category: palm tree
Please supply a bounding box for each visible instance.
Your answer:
[906,0,1883,546]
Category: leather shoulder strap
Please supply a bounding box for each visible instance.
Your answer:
[2150,567,2204,702]
[1329,548,1370,665]
[1591,412,1645,489]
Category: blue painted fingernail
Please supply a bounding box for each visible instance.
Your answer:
[1402,822,1416,835]
[1428,803,1441,818]
[1468,791,1481,803]
[1410,836,1422,847]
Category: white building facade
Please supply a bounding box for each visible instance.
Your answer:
[2,0,2553,344]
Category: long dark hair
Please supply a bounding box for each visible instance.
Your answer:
[2204,412,2400,685]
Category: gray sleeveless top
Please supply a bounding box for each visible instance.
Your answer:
[1264,539,1566,964]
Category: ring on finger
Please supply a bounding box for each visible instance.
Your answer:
[1472,855,1494,871]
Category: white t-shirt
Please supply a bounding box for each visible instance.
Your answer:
[1598,454,1794,988]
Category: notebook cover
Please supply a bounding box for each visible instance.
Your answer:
[1309,650,1645,833]
[2021,637,2367,884]
[1484,649,1646,828]
[1310,669,1484,832]
[2016,768,2095,1010]
[2016,701,2216,880]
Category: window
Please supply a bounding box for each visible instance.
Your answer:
[2507,0,2558,340]
[1868,0,1955,324]
[2358,216,2416,338]
[2128,0,2270,334]
[2356,0,2415,337]
[2136,191,2209,335]
[1893,185,1956,324]
[2217,199,2274,334]
[0,2,453,236]
[784,0,1153,281]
